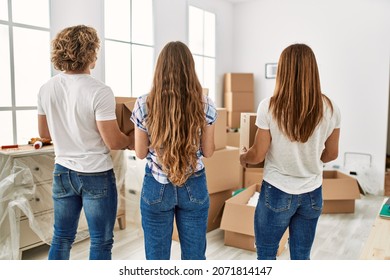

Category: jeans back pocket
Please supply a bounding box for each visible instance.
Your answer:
[141,173,166,205]
[183,170,208,205]
[263,181,292,212]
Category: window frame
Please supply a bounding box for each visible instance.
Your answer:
[188,5,216,101]
[103,0,154,97]
[0,0,50,145]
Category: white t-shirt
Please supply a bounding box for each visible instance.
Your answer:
[37,73,116,172]
[256,96,341,194]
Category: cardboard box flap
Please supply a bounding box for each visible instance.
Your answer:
[322,171,361,200]
[115,97,137,135]
[115,97,137,111]
[220,184,260,236]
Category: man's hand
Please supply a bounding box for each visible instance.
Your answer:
[127,130,135,150]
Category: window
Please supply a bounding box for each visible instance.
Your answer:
[104,0,154,97]
[0,0,51,145]
[188,6,216,101]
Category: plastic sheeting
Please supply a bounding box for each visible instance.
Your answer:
[0,146,132,260]
[343,152,383,195]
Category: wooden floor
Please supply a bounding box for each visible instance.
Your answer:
[21,192,386,260]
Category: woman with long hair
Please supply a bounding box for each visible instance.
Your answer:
[240,43,341,260]
[131,41,216,260]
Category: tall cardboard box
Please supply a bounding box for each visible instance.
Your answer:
[203,146,241,194]
[224,73,255,130]
[227,111,241,129]
[240,112,264,168]
[227,130,240,147]
[224,73,254,92]
[214,108,227,150]
[240,113,257,148]
[115,97,137,135]
[224,91,254,112]
[322,170,361,213]
[172,189,233,241]
[220,184,288,255]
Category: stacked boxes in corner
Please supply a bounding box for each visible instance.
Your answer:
[223,73,255,130]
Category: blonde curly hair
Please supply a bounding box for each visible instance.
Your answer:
[51,25,100,72]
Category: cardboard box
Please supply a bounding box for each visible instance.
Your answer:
[224,73,254,92]
[215,108,227,150]
[172,189,233,241]
[244,168,263,187]
[224,91,255,112]
[220,183,288,255]
[227,131,240,147]
[240,112,264,168]
[227,111,241,129]
[240,112,257,149]
[385,171,390,196]
[115,97,137,135]
[322,170,361,213]
[203,147,241,194]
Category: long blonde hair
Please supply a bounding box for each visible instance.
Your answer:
[270,43,333,142]
[146,41,205,186]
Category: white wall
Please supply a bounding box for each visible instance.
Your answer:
[232,0,390,193]
[50,0,104,81]
[153,0,187,55]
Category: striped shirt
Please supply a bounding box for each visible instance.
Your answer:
[130,93,217,184]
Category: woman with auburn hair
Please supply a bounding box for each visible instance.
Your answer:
[131,41,216,260]
[240,43,341,260]
[38,25,134,260]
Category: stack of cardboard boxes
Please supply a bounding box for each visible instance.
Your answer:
[223,73,255,129]
[224,73,255,148]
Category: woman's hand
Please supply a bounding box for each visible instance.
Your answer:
[240,146,248,167]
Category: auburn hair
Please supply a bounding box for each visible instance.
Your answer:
[269,43,333,142]
[51,25,100,72]
[146,41,205,186]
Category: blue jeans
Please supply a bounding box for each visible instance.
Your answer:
[254,180,322,260]
[48,164,118,260]
[140,166,209,260]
